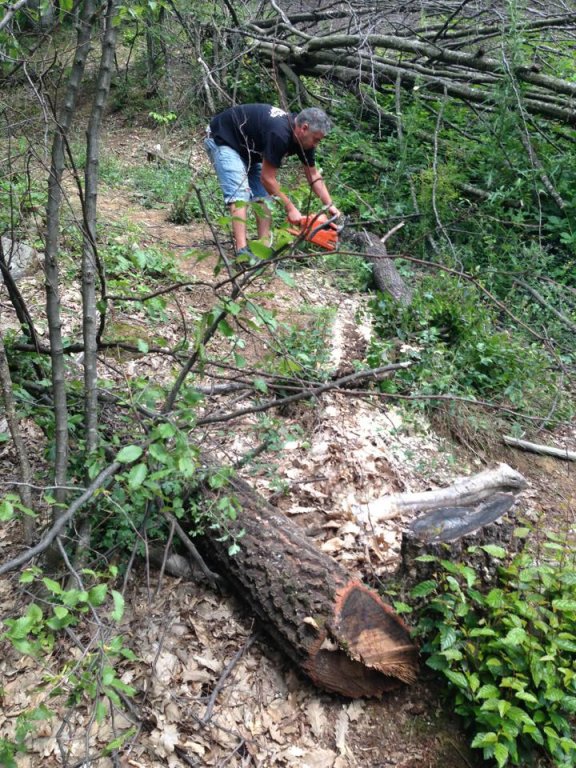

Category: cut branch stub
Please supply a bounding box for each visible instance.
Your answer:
[198,476,419,698]
[400,492,522,587]
[408,492,517,544]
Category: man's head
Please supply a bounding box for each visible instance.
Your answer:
[293,107,332,150]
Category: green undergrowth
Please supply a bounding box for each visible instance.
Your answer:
[365,270,573,430]
[403,530,576,767]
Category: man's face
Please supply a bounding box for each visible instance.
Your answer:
[294,123,325,150]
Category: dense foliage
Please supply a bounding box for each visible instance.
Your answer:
[409,536,576,767]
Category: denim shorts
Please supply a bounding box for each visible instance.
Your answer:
[204,137,269,204]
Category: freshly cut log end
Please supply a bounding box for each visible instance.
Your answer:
[303,646,403,699]
[333,581,419,685]
[303,581,419,697]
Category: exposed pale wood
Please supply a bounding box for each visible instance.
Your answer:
[355,463,527,523]
[503,435,576,462]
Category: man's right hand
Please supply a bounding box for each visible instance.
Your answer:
[286,205,303,225]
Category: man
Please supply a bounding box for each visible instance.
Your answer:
[204,103,341,256]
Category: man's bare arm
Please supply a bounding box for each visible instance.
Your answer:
[304,166,341,218]
[261,159,302,223]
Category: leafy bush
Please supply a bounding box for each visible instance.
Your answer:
[412,538,576,767]
[367,272,557,410]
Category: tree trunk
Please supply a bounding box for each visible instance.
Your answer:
[43,0,96,569]
[0,329,35,543]
[344,228,412,304]
[82,0,117,454]
[198,476,419,699]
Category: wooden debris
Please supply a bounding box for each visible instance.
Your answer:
[503,435,576,461]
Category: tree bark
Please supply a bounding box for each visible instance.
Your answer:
[198,476,419,698]
[0,328,35,543]
[82,0,117,454]
[43,0,96,571]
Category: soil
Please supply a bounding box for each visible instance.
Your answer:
[0,117,574,768]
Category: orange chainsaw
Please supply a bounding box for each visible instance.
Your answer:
[288,212,343,251]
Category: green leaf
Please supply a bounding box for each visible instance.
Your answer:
[494,742,509,767]
[155,422,176,439]
[109,677,136,695]
[148,442,172,464]
[95,699,107,723]
[469,627,497,637]
[136,338,149,353]
[253,377,269,393]
[552,599,576,613]
[444,669,468,689]
[116,445,143,464]
[88,583,108,606]
[127,462,148,489]
[250,241,272,259]
[440,626,458,650]
[485,588,505,608]
[471,731,498,748]
[218,319,235,338]
[477,684,500,699]
[276,268,296,287]
[42,578,62,595]
[515,691,539,705]
[410,580,437,598]
[19,568,38,584]
[503,627,527,644]
[110,591,125,623]
[481,544,507,559]
[0,498,14,521]
[178,455,196,478]
[392,601,413,614]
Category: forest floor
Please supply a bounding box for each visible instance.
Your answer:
[1,116,575,768]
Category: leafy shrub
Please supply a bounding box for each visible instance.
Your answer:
[412,538,576,767]
[367,272,555,410]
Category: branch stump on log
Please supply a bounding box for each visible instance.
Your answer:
[399,492,522,586]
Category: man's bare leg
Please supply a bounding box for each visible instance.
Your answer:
[230,202,248,251]
[254,200,272,246]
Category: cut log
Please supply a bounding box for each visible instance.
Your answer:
[197,476,419,698]
[354,463,527,523]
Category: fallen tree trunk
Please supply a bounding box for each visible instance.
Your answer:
[354,462,527,523]
[197,476,419,698]
[343,226,412,304]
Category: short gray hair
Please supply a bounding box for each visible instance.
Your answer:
[295,107,332,135]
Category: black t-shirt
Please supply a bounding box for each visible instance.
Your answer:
[209,104,316,168]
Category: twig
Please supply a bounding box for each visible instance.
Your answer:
[513,278,576,334]
[196,362,412,426]
[163,512,222,589]
[0,460,123,575]
[155,515,176,597]
[200,634,257,725]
